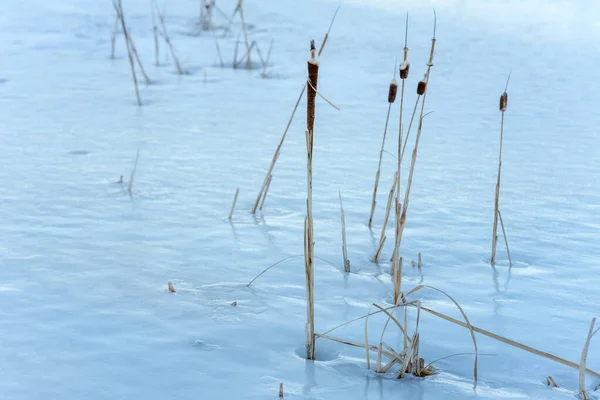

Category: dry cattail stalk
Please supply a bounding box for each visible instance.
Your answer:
[497,210,512,266]
[546,376,558,388]
[374,172,398,263]
[113,0,141,106]
[368,77,397,228]
[233,38,239,69]
[237,0,252,69]
[259,175,272,210]
[153,2,183,75]
[411,260,416,268]
[250,9,339,213]
[491,73,510,265]
[231,301,237,306]
[127,37,151,84]
[339,191,350,273]
[393,258,402,304]
[228,188,239,219]
[304,40,319,361]
[215,38,224,68]
[128,146,140,194]
[395,11,437,263]
[579,318,596,400]
[418,252,422,268]
[168,282,176,292]
[151,6,159,66]
[278,383,284,398]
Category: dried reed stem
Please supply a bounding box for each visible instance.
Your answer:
[421,305,600,379]
[278,383,283,398]
[237,0,252,69]
[546,376,558,388]
[497,209,512,266]
[228,188,239,219]
[152,6,159,66]
[259,174,272,210]
[579,318,596,399]
[374,171,398,263]
[339,191,350,272]
[233,38,239,69]
[127,146,140,193]
[304,41,319,360]
[154,2,183,74]
[168,281,176,292]
[128,37,151,84]
[250,9,338,212]
[395,12,437,270]
[215,37,224,67]
[368,79,396,228]
[250,86,304,213]
[418,252,422,268]
[393,257,402,304]
[261,39,274,77]
[113,0,141,106]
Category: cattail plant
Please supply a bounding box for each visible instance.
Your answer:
[368,75,398,228]
[491,75,511,265]
[304,40,319,360]
[394,11,437,283]
[250,8,339,213]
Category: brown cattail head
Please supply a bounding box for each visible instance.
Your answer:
[388,79,398,103]
[307,41,319,132]
[417,76,427,95]
[399,60,410,80]
[499,92,508,112]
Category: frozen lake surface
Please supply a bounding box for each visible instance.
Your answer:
[1,0,599,398]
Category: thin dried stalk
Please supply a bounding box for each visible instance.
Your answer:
[261,39,274,77]
[364,304,374,369]
[237,0,252,68]
[259,175,272,210]
[318,5,340,57]
[492,74,510,265]
[417,252,422,268]
[497,209,512,266]
[393,258,402,304]
[546,376,558,387]
[214,37,224,68]
[420,305,600,379]
[128,37,151,84]
[250,9,338,212]
[168,281,176,292]
[396,11,437,266]
[368,102,393,228]
[278,383,283,398]
[315,333,398,361]
[250,86,303,213]
[154,2,183,74]
[127,146,140,193]
[233,38,239,69]
[228,188,239,219]
[580,318,596,399]
[339,191,350,272]
[113,0,141,106]
[246,255,337,287]
[152,6,159,66]
[374,172,398,263]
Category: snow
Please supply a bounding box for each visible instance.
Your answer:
[1,0,599,399]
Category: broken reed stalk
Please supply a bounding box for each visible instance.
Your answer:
[278,382,283,398]
[250,87,301,213]
[368,78,398,228]
[110,14,119,59]
[579,318,596,399]
[304,40,319,360]
[261,39,274,77]
[228,188,239,219]
[259,174,272,210]
[393,257,402,304]
[128,37,151,84]
[374,171,398,263]
[418,252,422,268]
[215,37,224,67]
[127,146,141,193]
[154,2,183,75]
[339,191,350,272]
[168,281,176,292]
[492,75,510,265]
[250,9,338,213]
[497,209,512,266]
[237,0,252,69]
[391,13,410,293]
[395,12,437,268]
[546,376,558,388]
[113,0,141,106]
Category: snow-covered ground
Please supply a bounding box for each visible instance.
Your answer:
[1,0,599,399]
